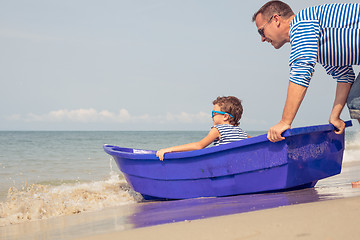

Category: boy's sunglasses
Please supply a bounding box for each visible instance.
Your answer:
[212,110,233,118]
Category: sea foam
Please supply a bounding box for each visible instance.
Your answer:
[0,171,138,227]
[343,131,360,163]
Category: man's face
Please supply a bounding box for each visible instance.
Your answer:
[255,13,286,49]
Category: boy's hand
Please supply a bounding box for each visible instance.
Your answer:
[156,149,168,161]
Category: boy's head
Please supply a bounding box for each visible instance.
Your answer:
[213,96,243,126]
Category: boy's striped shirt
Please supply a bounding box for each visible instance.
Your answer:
[212,124,247,146]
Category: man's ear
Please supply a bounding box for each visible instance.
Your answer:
[274,14,281,26]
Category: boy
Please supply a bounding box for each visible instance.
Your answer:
[156,96,249,160]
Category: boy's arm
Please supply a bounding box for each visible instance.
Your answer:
[156,128,220,161]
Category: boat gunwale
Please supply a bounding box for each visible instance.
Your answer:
[103,121,352,160]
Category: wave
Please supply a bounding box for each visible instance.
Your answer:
[0,171,140,227]
[343,131,360,163]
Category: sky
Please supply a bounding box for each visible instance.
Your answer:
[1,0,359,131]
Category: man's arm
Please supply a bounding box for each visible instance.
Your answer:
[267,81,307,142]
[329,82,352,134]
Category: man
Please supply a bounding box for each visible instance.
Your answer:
[252,1,360,186]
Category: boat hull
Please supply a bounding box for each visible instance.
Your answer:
[104,121,351,199]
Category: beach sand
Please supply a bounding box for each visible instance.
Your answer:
[77,196,360,240]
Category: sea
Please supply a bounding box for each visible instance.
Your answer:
[0,130,360,227]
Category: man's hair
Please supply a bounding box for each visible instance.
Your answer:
[213,96,243,126]
[252,1,294,22]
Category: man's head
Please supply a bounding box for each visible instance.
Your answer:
[213,96,243,126]
[252,1,295,49]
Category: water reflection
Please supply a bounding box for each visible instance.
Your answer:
[130,188,321,228]
[127,162,360,228]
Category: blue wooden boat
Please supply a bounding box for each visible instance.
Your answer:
[104,121,352,200]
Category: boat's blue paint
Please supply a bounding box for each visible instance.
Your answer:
[104,121,352,200]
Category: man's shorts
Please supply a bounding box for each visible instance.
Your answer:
[347,73,360,119]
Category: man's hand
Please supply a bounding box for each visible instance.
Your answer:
[267,82,306,143]
[267,121,291,142]
[329,118,345,134]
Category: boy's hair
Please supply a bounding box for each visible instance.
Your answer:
[252,1,294,22]
[213,96,243,126]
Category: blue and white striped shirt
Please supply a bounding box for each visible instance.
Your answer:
[289,3,360,87]
[212,124,247,146]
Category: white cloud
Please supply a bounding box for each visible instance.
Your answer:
[0,28,61,42]
[6,109,209,124]
[20,108,131,123]
[4,114,22,121]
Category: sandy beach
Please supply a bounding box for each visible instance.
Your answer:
[78,196,360,240]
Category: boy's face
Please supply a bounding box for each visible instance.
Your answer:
[212,104,230,125]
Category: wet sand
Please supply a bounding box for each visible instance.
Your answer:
[78,196,360,240]
[1,161,360,240]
